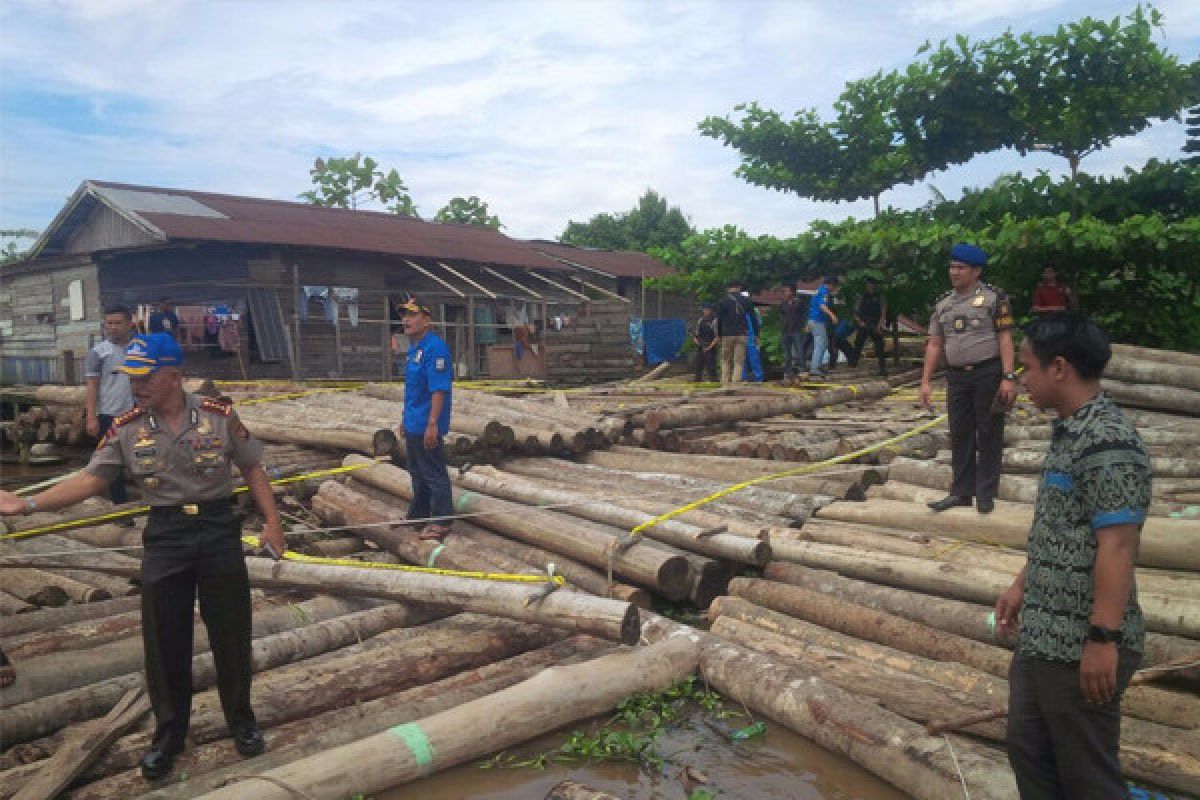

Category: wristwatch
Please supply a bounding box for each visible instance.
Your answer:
[24,497,38,515]
[1002,371,1018,381]
[1087,625,1122,646]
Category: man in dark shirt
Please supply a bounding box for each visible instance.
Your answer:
[779,284,808,385]
[691,304,719,382]
[851,277,888,376]
[715,279,750,385]
[148,298,181,339]
[995,312,1149,800]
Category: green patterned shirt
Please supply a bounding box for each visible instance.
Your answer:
[1018,392,1150,661]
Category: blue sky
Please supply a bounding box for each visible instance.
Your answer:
[1,0,1197,243]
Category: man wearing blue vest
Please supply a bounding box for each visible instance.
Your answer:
[399,299,454,540]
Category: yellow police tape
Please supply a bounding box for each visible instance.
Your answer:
[0,461,384,541]
[235,386,362,407]
[239,534,565,586]
[628,412,950,538]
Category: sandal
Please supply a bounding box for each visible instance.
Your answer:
[418,525,451,542]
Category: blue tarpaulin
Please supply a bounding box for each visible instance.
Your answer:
[642,318,687,366]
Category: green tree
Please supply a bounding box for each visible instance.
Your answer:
[434,196,502,228]
[560,190,693,252]
[0,228,38,265]
[985,6,1195,181]
[299,153,419,216]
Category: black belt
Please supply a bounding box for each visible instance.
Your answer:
[947,357,1000,372]
[149,497,233,517]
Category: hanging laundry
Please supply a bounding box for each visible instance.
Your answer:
[298,286,334,322]
[331,287,360,327]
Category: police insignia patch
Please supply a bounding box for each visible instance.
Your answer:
[435,357,447,371]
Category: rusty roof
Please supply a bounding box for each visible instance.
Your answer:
[530,241,674,278]
[31,181,568,270]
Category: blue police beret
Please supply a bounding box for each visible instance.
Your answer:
[950,243,988,267]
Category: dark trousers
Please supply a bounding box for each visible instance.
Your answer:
[946,359,1005,501]
[95,415,129,505]
[1007,649,1140,800]
[141,503,255,752]
[693,345,718,382]
[404,433,454,526]
[781,332,805,377]
[851,326,887,374]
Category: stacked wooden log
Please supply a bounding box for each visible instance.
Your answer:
[1102,345,1200,415]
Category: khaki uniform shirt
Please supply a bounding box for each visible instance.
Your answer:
[86,393,263,505]
[928,282,1014,367]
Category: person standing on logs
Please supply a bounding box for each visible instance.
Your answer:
[397,299,454,540]
[0,332,284,781]
[779,284,808,385]
[919,243,1016,514]
[995,312,1149,800]
[715,278,751,385]
[691,303,720,383]
[850,276,888,377]
[85,305,136,517]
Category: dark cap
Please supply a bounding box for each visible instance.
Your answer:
[398,299,433,316]
[950,243,988,267]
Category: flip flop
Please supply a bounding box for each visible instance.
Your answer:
[418,526,451,542]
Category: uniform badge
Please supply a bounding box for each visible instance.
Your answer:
[434,357,447,371]
[197,418,212,435]
[972,295,985,307]
[135,428,155,448]
[953,315,967,332]
[143,477,160,489]
[413,350,424,364]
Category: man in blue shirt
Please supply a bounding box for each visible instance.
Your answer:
[806,275,838,378]
[399,299,454,540]
[148,298,181,339]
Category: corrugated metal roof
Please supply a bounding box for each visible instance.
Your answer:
[61,181,569,270]
[531,240,674,278]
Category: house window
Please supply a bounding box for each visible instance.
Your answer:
[68,279,85,321]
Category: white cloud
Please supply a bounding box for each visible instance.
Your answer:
[1,0,1196,241]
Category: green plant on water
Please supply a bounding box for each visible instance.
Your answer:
[479,676,745,773]
[690,789,717,800]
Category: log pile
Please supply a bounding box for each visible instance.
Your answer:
[3,342,1199,799]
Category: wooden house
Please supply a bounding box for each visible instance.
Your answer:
[1,181,685,384]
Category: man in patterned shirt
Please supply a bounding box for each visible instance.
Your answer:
[995,312,1150,800]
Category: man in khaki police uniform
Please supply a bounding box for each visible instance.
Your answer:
[0,333,286,781]
[919,244,1017,514]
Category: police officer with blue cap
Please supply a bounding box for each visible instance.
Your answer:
[919,244,1017,513]
[0,333,284,780]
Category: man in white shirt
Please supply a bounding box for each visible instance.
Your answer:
[85,304,136,508]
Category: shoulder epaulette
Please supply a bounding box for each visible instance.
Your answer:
[111,407,147,429]
[982,281,1006,294]
[936,289,954,303]
[201,397,234,416]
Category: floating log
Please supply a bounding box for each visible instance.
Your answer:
[816,497,1200,572]
[761,561,1200,678]
[342,455,692,602]
[453,466,769,566]
[700,638,1019,800]
[190,636,701,800]
[644,381,891,433]
[721,580,1199,730]
[78,637,614,800]
[0,600,432,749]
[708,608,1200,794]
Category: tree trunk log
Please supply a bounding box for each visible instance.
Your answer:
[644,382,891,433]
[341,455,692,602]
[0,596,142,638]
[816,497,1200,572]
[699,638,1019,800]
[1110,343,1200,370]
[189,637,701,800]
[1102,378,1200,415]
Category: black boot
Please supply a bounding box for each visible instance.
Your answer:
[140,743,181,780]
[927,495,972,512]
[234,725,266,757]
[977,497,995,513]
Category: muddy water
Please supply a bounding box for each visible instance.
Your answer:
[386,707,910,800]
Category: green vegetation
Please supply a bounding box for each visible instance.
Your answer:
[434,195,503,229]
[560,189,694,252]
[299,153,419,216]
[480,676,743,772]
[667,6,1200,351]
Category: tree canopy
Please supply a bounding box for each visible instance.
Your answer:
[699,6,1196,211]
[560,190,694,252]
[299,153,419,216]
[434,196,502,228]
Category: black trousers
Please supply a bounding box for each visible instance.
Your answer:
[1007,649,1140,800]
[851,326,887,374]
[693,346,718,381]
[946,360,1005,501]
[141,502,255,752]
[95,415,129,505]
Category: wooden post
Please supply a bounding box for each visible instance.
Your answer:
[467,295,476,378]
[61,350,76,385]
[291,263,301,381]
[334,312,343,378]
